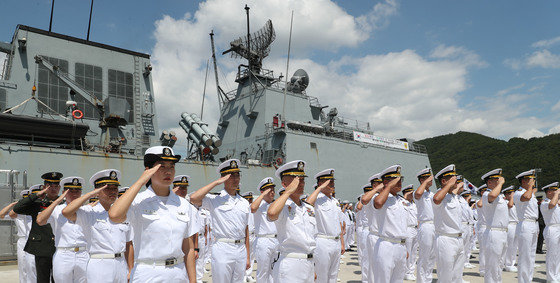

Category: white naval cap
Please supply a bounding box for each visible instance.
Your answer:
[515,169,536,181]
[456,175,464,182]
[300,194,308,200]
[89,169,121,187]
[362,183,373,192]
[501,185,516,194]
[275,160,307,180]
[241,191,254,199]
[542,182,559,191]
[118,187,128,195]
[460,189,472,197]
[173,175,190,186]
[314,168,335,181]
[476,184,488,195]
[258,177,276,191]
[435,164,457,180]
[402,184,414,193]
[144,146,181,168]
[61,176,85,189]
[217,159,241,175]
[20,189,30,197]
[368,173,382,184]
[481,168,502,181]
[29,184,43,193]
[380,165,402,179]
[278,188,286,195]
[416,168,432,179]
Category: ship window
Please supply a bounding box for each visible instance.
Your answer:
[75,63,102,119]
[37,56,68,114]
[0,88,6,111]
[108,69,134,121]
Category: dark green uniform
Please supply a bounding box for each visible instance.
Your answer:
[13,193,56,283]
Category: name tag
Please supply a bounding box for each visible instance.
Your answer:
[143,209,157,215]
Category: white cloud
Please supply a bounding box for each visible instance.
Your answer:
[430,44,488,68]
[532,36,560,48]
[552,100,560,111]
[517,128,545,139]
[151,0,550,144]
[526,49,560,69]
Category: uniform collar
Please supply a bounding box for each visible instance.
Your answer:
[146,185,181,205]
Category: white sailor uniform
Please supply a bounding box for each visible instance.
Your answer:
[371,193,407,282]
[76,203,132,283]
[403,199,418,279]
[12,213,36,283]
[254,200,279,283]
[433,192,464,283]
[196,208,210,283]
[504,195,519,271]
[202,189,250,283]
[314,192,343,283]
[365,193,380,282]
[514,187,539,282]
[541,196,560,282]
[355,195,369,283]
[476,199,487,275]
[48,203,89,283]
[271,197,317,283]
[459,193,474,267]
[481,191,509,282]
[127,186,199,282]
[415,189,436,283]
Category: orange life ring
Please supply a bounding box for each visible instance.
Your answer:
[72,109,84,119]
[275,157,284,165]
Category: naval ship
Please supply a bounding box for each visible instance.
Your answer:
[0,7,430,259]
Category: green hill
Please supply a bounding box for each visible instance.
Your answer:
[416,131,560,188]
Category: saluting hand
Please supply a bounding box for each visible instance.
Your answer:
[498,176,505,186]
[317,179,331,190]
[91,185,107,197]
[55,189,69,203]
[285,177,300,195]
[138,164,161,184]
[386,177,401,189]
[423,175,434,187]
[36,186,49,197]
[215,174,231,185]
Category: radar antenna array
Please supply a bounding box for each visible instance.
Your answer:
[223,19,276,73]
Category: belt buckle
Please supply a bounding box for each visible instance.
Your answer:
[164,258,176,266]
[400,239,406,244]
[306,254,313,259]
[334,236,340,240]
[458,233,462,237]
[234,240,241,244]
[115,253,121,258]
[73,247,79,252]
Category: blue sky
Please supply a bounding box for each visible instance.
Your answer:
[2,0,560,141]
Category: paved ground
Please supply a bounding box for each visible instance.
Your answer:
[0,246,549,282]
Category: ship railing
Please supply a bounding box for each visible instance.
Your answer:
[333,115,373,133]
[264,123,428,155]
[233,66,307,96]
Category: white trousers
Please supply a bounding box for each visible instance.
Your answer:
[196,234,207,283]
[504,222,518,269]
[405,228,418,277]
[245,234,256,278]
[435,235,464,283]
[315,237,341,283]
[416,222,436,283]
[372,238,407,283]
[483,229,507,283]
[211,241,247,283]
[461,224,473,265]
[52,249,89,283]
[545,226,560,282]
[87,257,128,283]
[516,221,538,282]
[346,224,355,247]
[356,227,369,283]
[366,233,379,282]
[255,237,279,283]
[17,237,35,283]
[476,224,486,274]
[131,262,188,282]
[272,255,314,283]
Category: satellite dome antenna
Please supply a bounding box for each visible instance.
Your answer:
[222,6,276,74]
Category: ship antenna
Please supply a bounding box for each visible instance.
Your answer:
[49,0,55,32]
[210,30,228,110]
[87,0,94,41]
[245,5,252,70]
[281,10,294,124]
[201,59,209,119]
